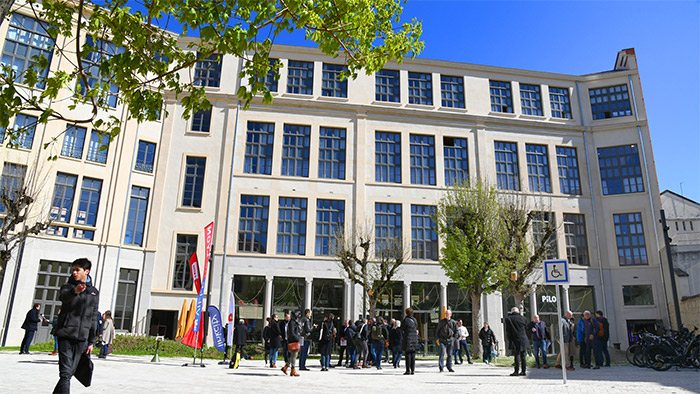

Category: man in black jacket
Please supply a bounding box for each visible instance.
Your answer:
[20,303,45,354]
[504,307,529,376]
[229,319,248,368]
[53,258,100,393]
[279,314,291,363]
[436,309,459,372]
[298,308,315,371]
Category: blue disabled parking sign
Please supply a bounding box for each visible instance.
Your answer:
[544,260,569,283]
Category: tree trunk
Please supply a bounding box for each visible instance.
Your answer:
[470,290,483,359]
[514,293,526,317]
[368,294,378,319]
[0,0,14,28]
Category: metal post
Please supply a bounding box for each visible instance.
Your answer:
[556,284,567,384]
[660,210,683,329]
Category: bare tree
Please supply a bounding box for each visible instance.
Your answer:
[333,225,408,318]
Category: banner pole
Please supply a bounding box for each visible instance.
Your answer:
[557,283,567,384]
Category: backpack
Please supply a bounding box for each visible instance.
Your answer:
[597,321,604,337]
[353,324,365,341]
[323,324,334,342]
[439,320,454,339]
[371,324,385,341]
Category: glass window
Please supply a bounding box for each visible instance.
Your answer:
[1,14,55,88]
[281,124,310,177]
[411,205,437,260]
[124,186,149,246]
[277,197,307,255]
[597,144,644,195]
[10,114,37,149]
[375,69,400,103]
[494,141,519,191]
[287,60,313,95]
[375,131,401,183]
[408,72,432,105]
[318,127,346,179]
[191,108,212,133]
[315,199,345,256]
[440,75,465,108]
[622,285,654,306]
[61,125,87,159]
[135,141,156,173]
[322,63,347,98]
[234,275,266,340]
[443,137,468,186]
[532,211,557,260]
[80,36,123,107]
[375,202,402,257]
[490,80,513,113]
[181,156,206,208]
[264,58,279,92]
[564,213,589,266]
[0,162,27,213]
[238,195,269,253]
[556,147,581,195]
[50,173,77,223]
[410,134,436,185]
[193,53,221,88]
[172,234,197,290]
[549,87,572,119]
[75,177,102,230]
[526,144,551,193]
[86,130,109,164]
[114,268,138,331]
[520,83,542,116]
[589,84,633,120]
[614,212,648,266]
[244,121,274,175]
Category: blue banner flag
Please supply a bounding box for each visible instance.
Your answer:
[207,305,226,352]
[193,276,206,333]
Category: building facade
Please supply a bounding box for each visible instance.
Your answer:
[0,5,669,352]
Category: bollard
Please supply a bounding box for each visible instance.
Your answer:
[151,336,163,363]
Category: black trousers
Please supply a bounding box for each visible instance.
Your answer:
[337,345,346,365]
[20,329,35,354]
[579,341,587,366]
[404,351,416,373]
[281,340,290,362]
[53,337,87,393]
[513,350,526,373]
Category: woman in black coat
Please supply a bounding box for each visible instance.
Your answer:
[269,315,282,368]
[318,313,335,371]
[478,322,496,364]
[401,308,420,375]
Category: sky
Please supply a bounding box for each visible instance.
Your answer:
[272,0,700,203]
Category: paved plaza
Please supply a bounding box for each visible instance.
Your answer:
[1,351,697,393]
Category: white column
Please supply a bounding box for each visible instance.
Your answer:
[304,278,313,311]
[440,283,448,312]
[263,276,273,321]
[529,291,538,318]
[561,286,570,313]
[343,280,352,322]
[403,282,411,312]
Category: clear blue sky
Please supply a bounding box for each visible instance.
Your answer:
[273,0,700,202]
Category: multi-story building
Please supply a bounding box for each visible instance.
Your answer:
[0,5,669,352]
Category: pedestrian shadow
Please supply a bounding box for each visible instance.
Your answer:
[17,359,58,365]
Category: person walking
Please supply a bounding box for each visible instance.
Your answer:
[401,308,419,375]
[528,314,550,368]
[504,307,529,377]
[269,315,282,368]
[595,310,611,367]
[230,319,248,368]
[370,316,389,370]
[20,303,44,355]
[49,308,61,356]
[298,309,315,371]
[280,314,291,364]
[576,314,586,367]
[53,258,100,393]
[455,319,473,365]
[281,310,303,377]
[344,321,357,368]
[555,310,576,371]
[262,317,271,366]
[353,319,369,369]
[436,309,459,372]
[98,311,115,359]
[478,322,496,365]
[581,311,600,369]
[318,313,335,371]
[389,319,403,368]
[336,320,349,367]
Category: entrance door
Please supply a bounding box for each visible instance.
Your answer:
[32,260,72,344]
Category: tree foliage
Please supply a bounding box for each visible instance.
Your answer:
[0,0,423,149]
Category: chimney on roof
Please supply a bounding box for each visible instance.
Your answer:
[614,48,637,71]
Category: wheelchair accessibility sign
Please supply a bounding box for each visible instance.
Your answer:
[544,260,569,283]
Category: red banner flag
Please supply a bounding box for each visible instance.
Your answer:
[204,221,214,268]
[181,312,204,349]
[189,252,201,294]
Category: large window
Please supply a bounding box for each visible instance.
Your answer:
[556,147,581,195]
[322,63,347,98]
[244,122,274,175]
[614,212,648,266]
[526,144,551,193]
[375,202,402,256]
[1,14,55,88]
[10,114,37,149]
[440,75,465,108]
[281,124,310,177]
[277,197,307,255]
[287,60,313,95]
[375,132,401,183]
[191,108,212,133]
[376,69,400,102]
[124,186,149,246]
[598,144,644,195]
[135,141,156,173]
[532,211,558,260]
[564,213,589,266]
[264,58,279,92]
[589,84,632,120]
[81,36,123,107]
[75,177,102,239]
[50,173,78,223]
[238,195,269,253]
[495,141,519,191]
[408,72,432,105]
[0,162,27,213]
[549,87,572,119]
[172,234,197,290]
[114,268,138,331]
[520,83,542,116]
[318,127,346,179]
[86,130,109,164]
[410,134,436,185]
[490,80,513,113]
[193,53,221,88]
[315,199,345,256]
[443,137,468,186]
[622,285,654,306]
[411,205,437,260]
[61,125,87,159]
[181,156,206,208]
